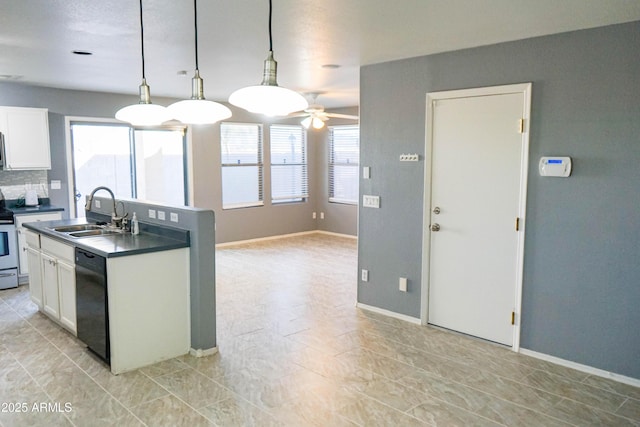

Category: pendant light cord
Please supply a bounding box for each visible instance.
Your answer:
[193,0,200,71]
[268,0,273,52]
[139,0,146,80]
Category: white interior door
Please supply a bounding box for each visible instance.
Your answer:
[425,85,530,347]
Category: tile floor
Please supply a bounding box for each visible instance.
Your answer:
[0,233,639,426]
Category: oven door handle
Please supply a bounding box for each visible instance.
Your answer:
[0,271,16,278]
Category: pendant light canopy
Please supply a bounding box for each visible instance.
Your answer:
[167,0,232,124]
[115,0,171,126]
[228,0,308,116]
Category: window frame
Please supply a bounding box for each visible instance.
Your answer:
[220,122,264,210]
[269,124,308,204]
[328,125,360,205]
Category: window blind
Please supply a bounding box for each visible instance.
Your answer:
[220,123,264,209]
[270,125,308,203]
[329,125,359,204]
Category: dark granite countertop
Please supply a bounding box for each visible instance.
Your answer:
[23,218,190,259]
[11,205,65,215]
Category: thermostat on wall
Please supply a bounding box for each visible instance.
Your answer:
[539,157,572,177]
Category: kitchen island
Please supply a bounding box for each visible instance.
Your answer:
[24,217,191,375]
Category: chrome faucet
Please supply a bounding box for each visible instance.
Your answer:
[85,186,126,227]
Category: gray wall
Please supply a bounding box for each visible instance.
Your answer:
[359,21,640,379]
[0,83,357,241]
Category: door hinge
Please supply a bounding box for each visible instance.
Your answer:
[515,217,520,231]
[511,311,515,325]
[518,118,525,133]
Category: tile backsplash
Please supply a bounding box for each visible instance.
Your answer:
[0,170,49,199]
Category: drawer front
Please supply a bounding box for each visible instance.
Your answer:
[40,236,74,264]
[25,230,41,248]
[16,212,63,228]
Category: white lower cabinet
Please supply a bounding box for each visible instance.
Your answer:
[26,233,76,335]
[57,260,76,332]
[16,212,63,277]
[26,246,43,309]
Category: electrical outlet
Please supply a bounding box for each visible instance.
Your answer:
[170,212,179,222]
[320,212,325,219]
[312,212,317,219]
[399,277,408,292]
[157,211,166,221]
[361,269,369,282]
[148,209,156,219]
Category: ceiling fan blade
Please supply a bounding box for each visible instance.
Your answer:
[325,113,359,120]
[287,113,309,118]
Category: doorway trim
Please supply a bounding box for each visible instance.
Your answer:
[419,83,532,351]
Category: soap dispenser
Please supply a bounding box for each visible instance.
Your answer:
[131,212,139,235]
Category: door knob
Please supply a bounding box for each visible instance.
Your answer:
[431,223,440,232]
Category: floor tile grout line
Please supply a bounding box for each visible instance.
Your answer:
[354,322,635,414]
[140,363,252,425]
[1,291,79,427]
[4,287,149,427]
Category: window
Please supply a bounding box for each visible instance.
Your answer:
[220,123,263,209]
[270,125,308,204]
[329,125,359,204]
[70,122,187,218]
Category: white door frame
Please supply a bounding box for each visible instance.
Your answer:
[420,83,532,351]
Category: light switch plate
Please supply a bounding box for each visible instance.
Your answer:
[363,195,380,208]
[399,153,419,162]
[363,166,371,179]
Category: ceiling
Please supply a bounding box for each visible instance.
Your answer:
[1,1,639,109]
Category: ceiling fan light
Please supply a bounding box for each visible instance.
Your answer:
[312,117,325,129]
[301,116,313,129]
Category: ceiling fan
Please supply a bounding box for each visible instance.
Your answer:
[289,93,359,130]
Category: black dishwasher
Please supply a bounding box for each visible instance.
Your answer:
[75,248,110,365]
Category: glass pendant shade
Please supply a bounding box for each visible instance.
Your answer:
[229,0,308,118]
[115,1,169,126]
[168,71,232,124]
[230,84,308,116]
[115,80,172,126]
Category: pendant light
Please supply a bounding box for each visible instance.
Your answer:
[167,0,232,124]
[115,0,171,126]
[228,0,308,116]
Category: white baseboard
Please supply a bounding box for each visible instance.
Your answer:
[316,230,358,239]
[190,347,218,357]
[356,302,422,325]
[519,348,640,388]
[217,230,357,247]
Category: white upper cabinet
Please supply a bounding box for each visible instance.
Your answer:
[0,107,51,170]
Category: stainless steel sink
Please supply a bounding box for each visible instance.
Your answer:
[52,224,103,232]
[68,229,122,238]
